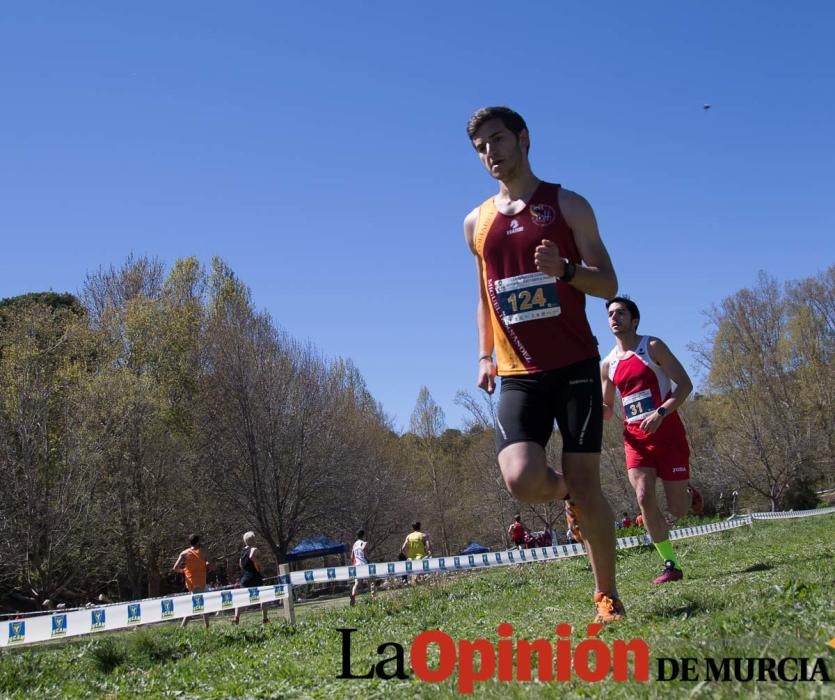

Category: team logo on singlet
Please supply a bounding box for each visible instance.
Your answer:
[506,219,525,235]
[530,203,556,226]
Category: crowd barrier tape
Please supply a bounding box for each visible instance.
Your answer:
[750,506,835,520]
[2,507,831,649]
[284,507,834,586]
[1,584,288,648]
[286,514,759,586]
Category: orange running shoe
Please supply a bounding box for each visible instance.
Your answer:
[593,593,626,623]
[688,485,704,515]
[565,499,583,543]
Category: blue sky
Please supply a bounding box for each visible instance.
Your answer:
[2,2,833,431]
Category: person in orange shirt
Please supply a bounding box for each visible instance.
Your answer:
[172,533,212,629]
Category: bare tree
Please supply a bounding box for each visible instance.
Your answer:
[692,272,823,510]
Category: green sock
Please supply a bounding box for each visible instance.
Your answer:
[654,539,680,569]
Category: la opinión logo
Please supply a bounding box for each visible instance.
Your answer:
[337,624,649,693]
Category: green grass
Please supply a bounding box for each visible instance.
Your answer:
[1,517,833,698]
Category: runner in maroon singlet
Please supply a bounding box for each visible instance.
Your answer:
[463,106,624,623]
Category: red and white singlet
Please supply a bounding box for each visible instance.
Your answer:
[604,335,689,478]
[351,540,368,566]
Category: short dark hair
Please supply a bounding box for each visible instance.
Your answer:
[412,521,421,531]
[356,529,365,539]
[606,296,640,327]
[513,514,521,522]
[467,107,529,153]
[189,534,201,547]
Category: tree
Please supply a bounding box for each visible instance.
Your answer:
[199,258,345,565]
[79,256,202,597]
[407,387,456,554]
[0,299,99,601]
[693,272,825,510]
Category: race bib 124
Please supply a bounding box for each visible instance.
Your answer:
[493,272,561,325]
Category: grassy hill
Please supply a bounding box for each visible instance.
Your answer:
[1,516,833,698]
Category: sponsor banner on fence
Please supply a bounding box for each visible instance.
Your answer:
[0,584,288,648]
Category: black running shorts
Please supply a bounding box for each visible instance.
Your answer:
[495,357,603,454]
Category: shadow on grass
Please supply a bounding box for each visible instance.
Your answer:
[652,599,715,620]
[740,562,773,573]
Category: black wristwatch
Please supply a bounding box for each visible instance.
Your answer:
[656,406,668,418]
[560,259,577,282]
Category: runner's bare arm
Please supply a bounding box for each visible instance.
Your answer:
[556,189,618,299]
[465,208,497,394]
[601,359,615,419]
[648,338,693,412]
[639,338,693,433]
[251,547,262,573]
[172,551,185,572]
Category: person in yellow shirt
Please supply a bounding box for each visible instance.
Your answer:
[400,521,432,560]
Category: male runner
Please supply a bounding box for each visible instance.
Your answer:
[350,529,376,606]
[172,534,211,629]
[464,106,623,622]
[507,514,527,549]
[400,522,431,560]
[601,296,704,584]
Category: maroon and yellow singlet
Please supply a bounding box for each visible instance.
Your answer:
[474,182,598,376]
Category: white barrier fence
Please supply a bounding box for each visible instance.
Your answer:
[1,584,288,648]
[287,514,758,586]
[2,506,833,648]
[750,506,835,520]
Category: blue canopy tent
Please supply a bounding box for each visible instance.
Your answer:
[460,542,490,555]
[287,536,346,561]
[287,536,348,598]
[287,535,348,568]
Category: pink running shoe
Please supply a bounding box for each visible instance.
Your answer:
[654,559,684,584]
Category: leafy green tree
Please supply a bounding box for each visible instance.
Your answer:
[0,300,99,600]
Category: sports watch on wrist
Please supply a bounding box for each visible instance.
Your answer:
[656,406,668,418]
[560,259,577,282]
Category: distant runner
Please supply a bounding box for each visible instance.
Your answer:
[172,534,211,629]
[233,531,269,625]
[507,514,527,549]
[350,529,376,606]
[401,522,431,560]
